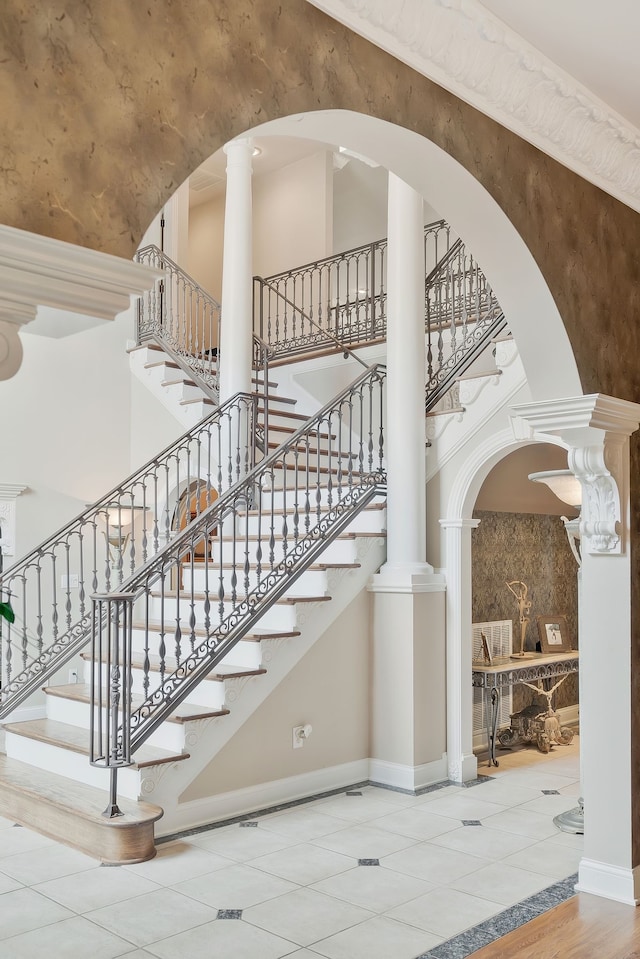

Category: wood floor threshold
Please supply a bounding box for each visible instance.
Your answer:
[468,892,640,959]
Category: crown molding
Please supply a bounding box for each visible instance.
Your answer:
[0,225,163,328]
[307,0,640,214]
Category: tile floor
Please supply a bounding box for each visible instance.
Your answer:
[0,739,582,959]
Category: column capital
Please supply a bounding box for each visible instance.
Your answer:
[511,393,640,556]
[223,138,255,166]
[439,518,481,531]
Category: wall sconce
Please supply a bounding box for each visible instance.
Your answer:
[528,469,582,566]
[103,504,147,569]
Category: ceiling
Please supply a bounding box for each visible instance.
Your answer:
[479,0,640,131]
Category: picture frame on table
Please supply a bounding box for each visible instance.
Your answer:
[537,615,571,654]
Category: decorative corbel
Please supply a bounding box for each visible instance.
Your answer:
[568,439,625,555]
[510,394,640,558]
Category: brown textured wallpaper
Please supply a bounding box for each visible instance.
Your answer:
[472,510,579,712]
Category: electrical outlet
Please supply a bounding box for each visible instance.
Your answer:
[61,574,79,589]
[292,725,305,749]
[68,668,78,684]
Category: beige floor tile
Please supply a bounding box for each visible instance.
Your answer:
[450,861,557,905]
[502,837,582,879]
[0,915,134,959]
[0,887,74,940]
[243,886,374,947]
[144,918,299,959]
[480,806,559,840]
[0,867,23,894]
[249,843,355,885]
[0,826,57,859]
[0,842,97,885]
[311,864,433,912]
[313,794,403,823]
[372,806,461,841]
[123,840,232,885]
[387,884,503,938]
[421,794,507,822]
[173,862,298,908]
[310,824,416,859]
[383,841,488,884]
[35,864,161,912]
[310,914,442,959]
[429,824,537,861]
[519,794,581,817]
[259,809,356,842]
[187,822,299,860]
[85,887,219,948]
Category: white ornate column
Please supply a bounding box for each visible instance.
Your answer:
[440,518,480,783]
[368,174,446,793]
[380,172,432,581]
[219,138,254,403]
[512,393,640,904]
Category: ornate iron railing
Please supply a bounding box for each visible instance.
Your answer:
[89,365,386,807]
[135,245,221,400]
[255,220,452,361]
[424,240,508,409]
[0,393,259,720]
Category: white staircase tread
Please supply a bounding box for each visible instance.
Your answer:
[131,620,302,642]
[2,719,190,769]
[43,683,231,724]
[80,650,268,682]
[0,754,162,828]
[161,376,195,387]
[149,589,332,605]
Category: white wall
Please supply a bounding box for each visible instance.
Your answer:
[188,192,225,300]
[333,159,388,252]
[181,588,371,801]
[253,151,333,277]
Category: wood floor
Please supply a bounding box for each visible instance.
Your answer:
[472,893,640,959]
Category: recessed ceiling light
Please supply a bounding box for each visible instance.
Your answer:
[252,146,262,157]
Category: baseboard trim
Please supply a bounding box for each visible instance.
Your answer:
[577,858,640,905]
[368,755,448,792]
[158,759,370,836]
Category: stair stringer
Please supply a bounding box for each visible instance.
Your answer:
[136,533,386,836]
[129,343,208,428]
[426,337,526,481]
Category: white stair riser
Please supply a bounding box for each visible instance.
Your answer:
[183,566,328,596]
[44,694,187,753]
[130,627,264,669]
[210,536,360,565]
[85,660,227,710]
[164,381,202,403]
[147,595,300,631]
[236,508,384,538]
[4,731,142,800]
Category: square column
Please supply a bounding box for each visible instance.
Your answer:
[512,393,640,904]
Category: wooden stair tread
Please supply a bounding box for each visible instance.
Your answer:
[252,392,297,405]
[456,367,501,382]
[257,407,309,421]
[266,442,354,459]
[2,719,189,769]
[242,501,385,518]
[0,754,162,826]
[216,531,385,542]
[267,424,336,440]
[43,684,231,724]
[186,560,361,572]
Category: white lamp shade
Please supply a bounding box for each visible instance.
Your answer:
[528,469,582,509]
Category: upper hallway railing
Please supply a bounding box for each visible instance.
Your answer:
[253,220,452,362]
[0,392,259,720]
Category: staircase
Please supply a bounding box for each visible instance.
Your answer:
[0,222,508,862]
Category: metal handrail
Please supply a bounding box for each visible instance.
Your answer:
[136,244,222,400]
[254,276,370,369]
[89,364,387,807]
[0,391,259,719]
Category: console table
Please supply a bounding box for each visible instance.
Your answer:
[472,651,579,767]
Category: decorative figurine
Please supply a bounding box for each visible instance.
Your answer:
[505,580,535,659]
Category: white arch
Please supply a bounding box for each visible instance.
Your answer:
[248,110,582,404]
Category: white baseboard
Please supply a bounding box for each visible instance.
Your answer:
[368,755,448,792]
[157,759,370,836]
[0,704,46,725]
[577,858,640,905]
